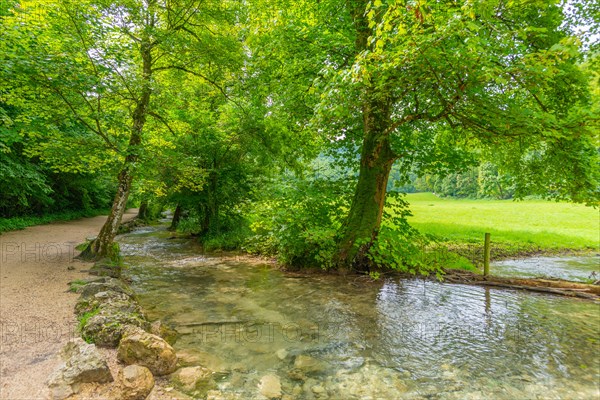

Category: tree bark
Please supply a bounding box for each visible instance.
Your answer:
[200,164,219,236]
[169,204,182,231]
[334,97,395,270]
[137,199,149,220]
[84,35,153,260]
[334,0,396,270]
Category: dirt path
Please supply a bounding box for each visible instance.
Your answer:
[0,210,138,400]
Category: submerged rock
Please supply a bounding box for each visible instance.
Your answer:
[275,348,288,361]
[120,364,155,400]
[258,374,282,399]
[332,364,408,399]
[47,338,113,399]
[311,384,325,394]
[118,326,178,376]
[286,368,307,382]
[293,355,327,375]
[150,320,178,345]
[206,390,243,400]
[90,258,122,278]
[170,366,217,397]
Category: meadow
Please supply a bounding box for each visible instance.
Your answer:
[404,193,599,252]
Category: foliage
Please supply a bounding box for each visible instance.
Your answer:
[366,228,477,278]
[408,162,515,199]
[1,0,598,272]
[245,174,353,269]
[363,192,476,277]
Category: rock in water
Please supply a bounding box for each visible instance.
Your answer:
[293,355,326,375]
[275,348,288,361]
[47,338,113,400]
[120,365,155,400]
[118,326,178,376]
[258,374,282,399]
[171,366,217,396]
[150,320,178,345]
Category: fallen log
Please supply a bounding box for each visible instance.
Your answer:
[443,269,600,301]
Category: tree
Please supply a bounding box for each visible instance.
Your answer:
[2,0,241,258]
[308,0,599,270]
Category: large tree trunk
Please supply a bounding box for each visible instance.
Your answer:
[334,99,395,270]
[333,0,396,271]
[83,37,153,260]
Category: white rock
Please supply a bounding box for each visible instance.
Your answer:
[276,348,288,360]
[258,374,282,399]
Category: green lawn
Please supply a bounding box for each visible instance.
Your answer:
[402,193,599,251]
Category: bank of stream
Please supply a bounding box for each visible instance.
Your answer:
[119,222,600,399]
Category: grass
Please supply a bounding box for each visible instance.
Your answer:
[68,279,89,293]
[402,193,598,252]
[0,208,110,234]
[78,307,100,344]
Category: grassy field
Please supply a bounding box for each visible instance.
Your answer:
[403,193,598,252]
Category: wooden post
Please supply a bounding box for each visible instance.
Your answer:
[483,232,491,277]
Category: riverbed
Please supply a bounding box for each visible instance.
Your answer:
[119,224,600,399]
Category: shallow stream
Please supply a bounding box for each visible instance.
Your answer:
[491,256,599,283]
[119,224,600,399]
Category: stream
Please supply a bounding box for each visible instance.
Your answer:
[118,223,600,399]
[491,256,599,283]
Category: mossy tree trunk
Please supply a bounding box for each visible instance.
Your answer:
[334,0,396,271]
[334,96,396,270]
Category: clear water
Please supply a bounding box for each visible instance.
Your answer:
[119,225,600,399]
[491,256,600,283]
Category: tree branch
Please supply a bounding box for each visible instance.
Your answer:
[148,111,177,136]
[153,65,248,114]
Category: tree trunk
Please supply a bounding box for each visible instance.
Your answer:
[334,104,395,270]
[170,204,182,231]
[83,36,153,260]
[86,165,135,258]
[333,0,396,271]
[137,199,149,220]
[200,167,219,236]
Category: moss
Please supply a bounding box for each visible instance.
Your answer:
[107,242,122,265]
[90,258,122,278]
[78,307,100,343]
[75,241,91,251]
[68,279,89,293]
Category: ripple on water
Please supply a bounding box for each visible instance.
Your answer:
[119,225,600,399]
[491,255,600,282]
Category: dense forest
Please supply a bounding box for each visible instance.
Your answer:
[1,0,598,273]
